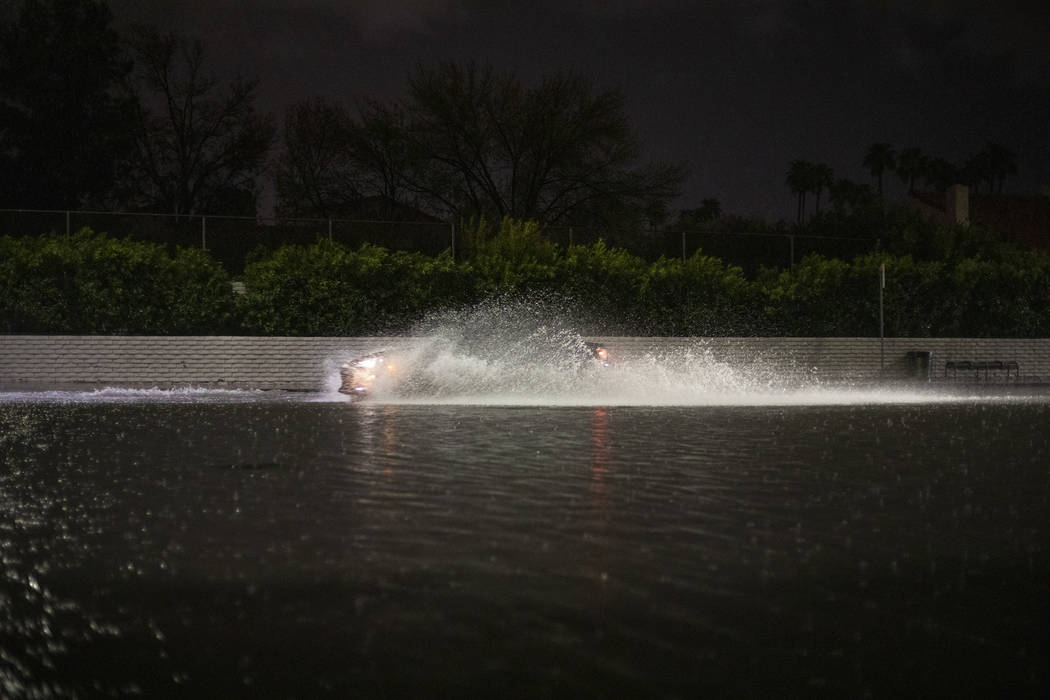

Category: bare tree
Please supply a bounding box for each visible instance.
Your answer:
[275,97,359,218]
[352,62,686,227]
[124,27,275,216]
[346,100,421,209]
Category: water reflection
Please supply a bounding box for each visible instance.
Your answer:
[589,407,611,508]
[0,400,1048,697]
[357,404,402,471]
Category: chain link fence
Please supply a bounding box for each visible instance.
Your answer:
[545,224,879,271]
[2,209,880,272]
[0,209,456,272]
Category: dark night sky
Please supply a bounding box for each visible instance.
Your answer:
[105,0,1050,221]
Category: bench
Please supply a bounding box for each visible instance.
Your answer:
[944,360,1020,381]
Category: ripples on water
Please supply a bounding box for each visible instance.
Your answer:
[2,387,1048,698]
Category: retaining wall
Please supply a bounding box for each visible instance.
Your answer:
[1,335,1048,391]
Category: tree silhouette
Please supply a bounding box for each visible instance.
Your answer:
[359,62,687,227]
[862,143,896,199]
[965,142,1017,194]
[786,160,832,224]
[124,27,276,217]
[986,143,1017,194]
[0,0,136,208]
[677,199,722,229]
[921,156,958,191]
[895,147,925,194]
[786,160,813,225]
[275,97,359,218]
[698,198,722,221]
[829,178,875,215]
[345,100,425,213]
[812,163,834,214]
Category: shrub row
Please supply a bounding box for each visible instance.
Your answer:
[0,230,236,334]
[3,226,1050,337]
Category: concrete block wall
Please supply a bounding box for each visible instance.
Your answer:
[1,335,1047,391]
[589,337,1050,384]
[0,336,405,391]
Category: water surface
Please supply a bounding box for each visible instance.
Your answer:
[1,392,1048,697]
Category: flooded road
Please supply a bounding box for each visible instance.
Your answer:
[1,393,1048,697]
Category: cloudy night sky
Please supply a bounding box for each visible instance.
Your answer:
[103,0,1050,221]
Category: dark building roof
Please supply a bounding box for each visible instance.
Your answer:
[912,188,1050,252]
[970,195,1050,252]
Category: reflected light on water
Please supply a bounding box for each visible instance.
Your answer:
[1,383,1048,696]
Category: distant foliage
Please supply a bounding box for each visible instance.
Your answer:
[0,0,136,209]
[123,26,276,216]
[0,229,235,333]
[4,220,1050,337]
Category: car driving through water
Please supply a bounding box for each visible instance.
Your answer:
[338,341,610,398]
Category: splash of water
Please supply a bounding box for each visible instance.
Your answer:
[360,339,963,406]
[347,298,1015,406]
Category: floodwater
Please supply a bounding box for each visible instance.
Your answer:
[2,381,1047,698]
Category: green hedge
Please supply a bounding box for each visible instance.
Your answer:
[0,229,236,334]
[238,242,474,335]
[758,252,1050,337]
[4,224,1050,337]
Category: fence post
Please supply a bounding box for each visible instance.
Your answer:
[201,216,207,250]
[789,234,795,268]
[682,230,687,262]
[65,210,71,236]
[328,218,333,243]
[879,263,886,373]
[450,221,456,261]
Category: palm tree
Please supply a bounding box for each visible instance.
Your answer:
[963,147,992,194]
[698,198,722,222]
[921,157,958,191]
[812,163,834,214]
[895,147,925,194]
[786,160,812,225]
[863,143,896,199]
[980,142,1017,194]
[677,198,723,229]
[829,178,874,215]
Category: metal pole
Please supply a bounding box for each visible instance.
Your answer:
[201,216,207,250]
[879,263,885,373]
[66,210,71,236]
[682,230,687,262]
